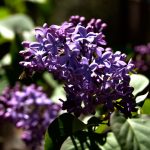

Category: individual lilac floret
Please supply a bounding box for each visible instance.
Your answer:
[19,16,136,117]
[0,83,61,150]
[133,43,150,77]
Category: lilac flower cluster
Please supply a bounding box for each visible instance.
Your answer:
[0,83,61,150]
[19,15,136,117]
[133,43,150,77]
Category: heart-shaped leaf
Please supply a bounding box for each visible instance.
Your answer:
[110,111,150,150]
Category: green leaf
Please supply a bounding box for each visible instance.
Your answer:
[43,72,66,103]
[60,137,76,150]
[110,111,150,150]
[130,74,149,96]
[43,72,58,88]
[50,85,66,103]
[60,137,85,150]
[0,14,34,40]
[0,54,12,66]
[44,113,87,150]
[95,124,109,134]
[44,131,53,150]
[135,92,149,104]
[100,133,121,150]
[22,30,35,41]
[61,130,106,150]
[141,99,150,114]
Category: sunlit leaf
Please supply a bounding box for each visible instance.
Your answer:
[110,111,150,150]
[0,54,12,66]
[51,85,66,103]
[43,72,58,88]
[0,25,14,39]
[0,14,34,40]
[130,74,149,96]
[95,124,109,134]
[22,30,35,41]
[61,130,106,150]
[100,132,121,150]
[60,137,83,150]
[135,92,149,103]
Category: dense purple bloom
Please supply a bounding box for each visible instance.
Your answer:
[133,43,150,77]
[19,16,136,117]
[0,83,61,150]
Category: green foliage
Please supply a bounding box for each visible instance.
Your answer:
[60,137,82,150]
[110,111,150,150]
[95,124,109,134]
[0,14,34,40]
[44,114,109,150]
[100,133,121,150]
[130,74,149,96]
[0,7,10,19]
[141,99,150,114]
[135,92,149,104]
[4,0,26,13]
[44,113,87,150]
[45,110,150,150]
[44,73,150,150]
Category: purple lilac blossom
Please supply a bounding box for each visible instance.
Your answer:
[0,83,61,150]
[133,43,150,77]
[19,15,136,117]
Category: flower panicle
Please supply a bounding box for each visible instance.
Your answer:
[0,83,61,150]
[19,16,136,117]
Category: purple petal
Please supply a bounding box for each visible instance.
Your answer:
[81,57,88,65]
[30,42,41,48]
[72,34,82,41]
[22,41,30,48]
[104,61,111,68]
[96,33,107,45]
[35,28,45,36]
[78,26,87,37]
[46,33,55,43]
[86,36,95,43]
[102,51,112,60]
[96,47,104,57]
[117,60,127,66]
